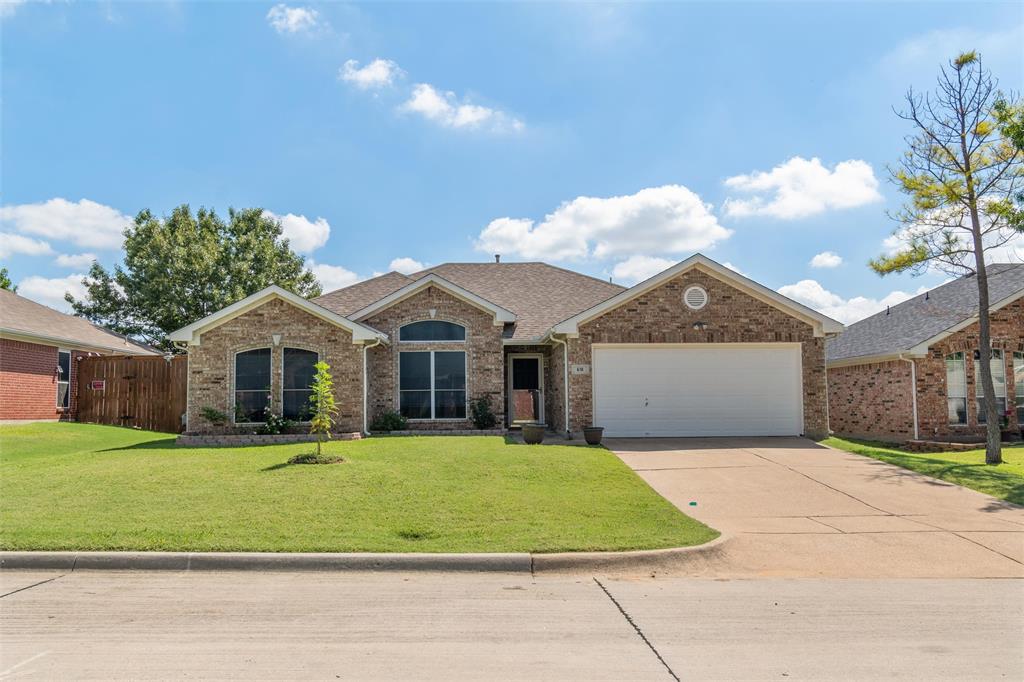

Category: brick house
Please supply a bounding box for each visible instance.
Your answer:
[170,254,843,438]
[827,264,1024,443]
[0,289,157,422]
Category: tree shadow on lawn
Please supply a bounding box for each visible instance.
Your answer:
[864,451,1024,507]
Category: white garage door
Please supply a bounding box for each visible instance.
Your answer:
[592,344,803,437]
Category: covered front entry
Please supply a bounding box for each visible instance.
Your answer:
[592,344,803,437]
[508,353,544,424]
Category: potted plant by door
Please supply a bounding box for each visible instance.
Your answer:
[522,422,546,445]
[583,426,604,446]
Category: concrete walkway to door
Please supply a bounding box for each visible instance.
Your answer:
[607,437,1024,578]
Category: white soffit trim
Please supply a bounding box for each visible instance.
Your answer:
[0,328,157,356]
[552,253,844,337]
[167,285,387,346]
[906,287,1024,356]
[825,352,922,369]
[350,273,517,326]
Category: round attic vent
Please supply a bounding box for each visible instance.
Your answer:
[683,285,709,310]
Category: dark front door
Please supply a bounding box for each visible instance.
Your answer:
[510,356,542,423]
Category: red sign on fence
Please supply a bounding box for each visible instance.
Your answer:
[90,379,106,391]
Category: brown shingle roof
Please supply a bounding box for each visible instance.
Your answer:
[312,271,411,316]
[0,289,157,355]
[316,262,624,341]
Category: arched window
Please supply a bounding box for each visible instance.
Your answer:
[235,348,271,422]
[399,320,466,342]
[283,348,318,421]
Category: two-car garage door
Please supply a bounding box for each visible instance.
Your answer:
[592,344,803,437]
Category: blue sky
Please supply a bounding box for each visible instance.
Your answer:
[2,1,1022,323]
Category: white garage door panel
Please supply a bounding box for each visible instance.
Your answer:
[593,345,802,437]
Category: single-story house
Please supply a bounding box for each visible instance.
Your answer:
[826,263,1024,443]
[0,288,157,422]
[169,254,843,439]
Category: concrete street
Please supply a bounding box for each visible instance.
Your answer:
[2,570,1023,680]
[609,437,1024,578]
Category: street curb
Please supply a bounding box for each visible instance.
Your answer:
[0,536,728,574]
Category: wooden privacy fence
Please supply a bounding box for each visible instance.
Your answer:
[76,354,187,433]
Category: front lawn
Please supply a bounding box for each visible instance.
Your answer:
[824,437,1024,506]
[0,423,716,553]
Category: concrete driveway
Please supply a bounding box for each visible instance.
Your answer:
[607,437,1024,578]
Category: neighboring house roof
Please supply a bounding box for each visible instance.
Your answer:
[552,254,845,338]
[0,288,157,355]
[826,263,1024,366]
[168,285,387,345]
[349,273,517,326]
[316,262,624,341]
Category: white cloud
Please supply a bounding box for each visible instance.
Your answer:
[0,0,27,19]
[388,257,425,275]
[723,157,882,219]
[55,253,96,269]
[0,198,132,251]
[476,185,731,261]
[610,255,675,285]
[401,83,524,133]
[777,279,929,324]
[339,59,403,90]
[265,211,330,253]
[810,251,843,268]
[0,232,52,259]
[17,273,88,313]
[308,261,362,291]
[266,4,321,34]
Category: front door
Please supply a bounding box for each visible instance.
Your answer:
[509,355,543,424]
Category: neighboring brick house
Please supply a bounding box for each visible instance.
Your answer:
[171,254,843,438]
[0,289,157,422]
[827,264,1024,443]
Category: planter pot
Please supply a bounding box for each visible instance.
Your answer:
[583,426,604,446]
[522,423,546,445]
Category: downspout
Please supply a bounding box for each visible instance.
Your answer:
[899,355,920,440]
[362,338,383,436]
[549,334,571,439]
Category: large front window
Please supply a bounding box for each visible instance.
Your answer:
[283,348,318,421]
[975,349,1007,423]
[399,351,466,419]
[56,349,71,409]
[1014,352,1024,424]
[945,352,966,424]
[235,348,271,422]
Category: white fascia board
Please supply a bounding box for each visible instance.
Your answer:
[825,352,924,369]
[906,287,1024,356]
[0,328,158,356]
[551,254,844,337]
[167,285,387,346]
[351,273,517,326]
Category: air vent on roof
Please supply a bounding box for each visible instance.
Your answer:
[684,285,709,310]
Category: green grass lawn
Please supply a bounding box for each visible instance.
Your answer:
[825,437,1024,506]
[0,423,716,553]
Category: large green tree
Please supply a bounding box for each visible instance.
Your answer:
[67,205,321,350]
[0,267,16,293]
[869,52,1023,465]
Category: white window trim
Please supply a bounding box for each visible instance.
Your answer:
[232,347,273,425]
[975,349,1008,424]
[1014,351,1024,421]
[398,320,467,344]
[281,346,321,424]
[945,351,967,425]
[399,350,468,421]
[56,348,71,409]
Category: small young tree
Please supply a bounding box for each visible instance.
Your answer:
[308,361,338,458]
[869,52,1023,465]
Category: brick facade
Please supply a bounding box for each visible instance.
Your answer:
[565,268,830,439]
[185,298,364,434]
[363,286,505,430]
[828,298,1024,443]
[0,338,84,421]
